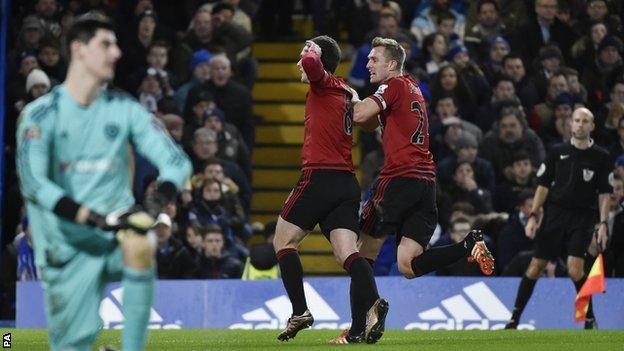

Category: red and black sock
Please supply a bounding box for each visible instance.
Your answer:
[410,242,468,277]
[277,248,308,316]
[344,252,379,336]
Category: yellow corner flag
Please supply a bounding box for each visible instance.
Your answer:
[574,253,606,322]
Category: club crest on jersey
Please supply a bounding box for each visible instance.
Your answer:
[104,123,120,140]
[23,126,41,140]
[583,169,594,182]
[408,83,421,95]
[376,84,388,95]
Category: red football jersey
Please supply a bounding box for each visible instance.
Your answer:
[369,75,436,181]
[300,51,354,172]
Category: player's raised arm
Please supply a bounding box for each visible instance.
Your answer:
[129,103,193,201]
[299,41,325,82]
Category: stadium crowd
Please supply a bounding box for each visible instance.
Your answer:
[2,0,624,317]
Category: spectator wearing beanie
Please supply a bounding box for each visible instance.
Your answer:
[174,49,213,111]
[481,35,510,83]
[582,34,624,110]
[533,45,564,101]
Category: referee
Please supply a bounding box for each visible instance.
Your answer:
[505,108,611,329]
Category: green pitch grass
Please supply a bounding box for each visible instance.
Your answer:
[2,329,624,350]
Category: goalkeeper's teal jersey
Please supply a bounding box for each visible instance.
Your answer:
[16,84,192,267]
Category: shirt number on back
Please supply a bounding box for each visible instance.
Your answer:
[410,100,425,145]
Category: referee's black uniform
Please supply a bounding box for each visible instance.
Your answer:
[534,140,612,259]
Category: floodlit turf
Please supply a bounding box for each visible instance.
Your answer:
[1,329,624,350]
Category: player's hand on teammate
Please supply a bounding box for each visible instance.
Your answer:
[304,40,322,56]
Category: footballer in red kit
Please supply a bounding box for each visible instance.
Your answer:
[352,37,495,282]
[272,36,387,345]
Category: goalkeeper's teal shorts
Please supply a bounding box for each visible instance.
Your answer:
[40,246,123,351]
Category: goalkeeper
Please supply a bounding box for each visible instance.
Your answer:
[16,14,192,351]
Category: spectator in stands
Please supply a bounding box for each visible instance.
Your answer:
[465,0,527,34]
[497,190,537,273]
[533,45,564,101]
[475,76,520,132]
[184,226,204,257]
[33,0,62,37]
[494,152,537,213]
[204,108,252,180]
[12,16,44,58]
[530,74,571,133]
[432,216,482,276]
[479,104,546,182]
[421,32,449,77]
[188,179,238,242]
[561,66,588,105]
[440,161,494,218]
[8,51,40,112]
[541,92,575,147]
[128,41,177,95]
[242,221,279,280]
[198,225,244,279]
[502,54,540,110]
[448,44,490,105]
[212,2,252,34]
[608,116,624,163]
[154,213,199,279]
[161,113,185,145]
[571,20,608,71]
[430,65,478,121]
[174,49,212,111]
[430,93,483,145]
[438,132,496,193]
[117,10,160,84]
[201,162,249,241]
[582,35,624,111]
[606,175,624,276]
[189,128,250,203]
[184,90,217,145]
[173,7,251,84]
[135,68,165,114]
[14,68,51,113]
[480,36,510,83]
[436,11,461,49]
[464,0,507,63]
[410,0,466,44]
[573,0,622,38]
[512,0,576,64]
[15,217,37,281]
[201,54,254,147]
[37,37,64,83]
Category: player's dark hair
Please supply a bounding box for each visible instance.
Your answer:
[65,13,115,59]
[311,35,341,74]
[478,0,499,13]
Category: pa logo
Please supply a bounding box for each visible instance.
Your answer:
[104,123,120,140]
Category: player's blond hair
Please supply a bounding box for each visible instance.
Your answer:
[371,37,406,71]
